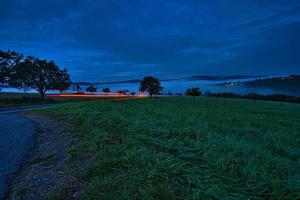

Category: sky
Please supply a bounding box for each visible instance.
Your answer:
[0,0,300,82]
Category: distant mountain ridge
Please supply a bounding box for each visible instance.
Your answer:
[244,75,300,91]
[217,75,300,96]
[187,75,253,81]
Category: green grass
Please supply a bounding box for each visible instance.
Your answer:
[38,97,300,199]
[0,92,55,107]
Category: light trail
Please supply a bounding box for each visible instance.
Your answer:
[47,93,146,99]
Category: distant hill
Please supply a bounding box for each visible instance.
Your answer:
[244,75,300,92]
[188,75,253,81]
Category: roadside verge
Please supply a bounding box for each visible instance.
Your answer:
[7,113,88,200]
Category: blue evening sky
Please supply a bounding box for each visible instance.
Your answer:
[1,0,300,81]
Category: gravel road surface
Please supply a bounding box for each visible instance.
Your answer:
[0,113,36,199]
[0,104,58,199]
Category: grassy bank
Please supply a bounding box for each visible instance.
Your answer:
[38,97,300,199]
[0,92,55,107]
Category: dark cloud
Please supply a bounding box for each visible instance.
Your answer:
[0,0,299,81]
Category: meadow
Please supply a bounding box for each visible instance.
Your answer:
[38,97,300,199]
[0,92,55,107]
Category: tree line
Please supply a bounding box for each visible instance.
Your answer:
[0,50,71,98]
[75,85,131,95]
[0,50,165,98]
[3,49,296,103]
[204,91,300,104]
[161,89,300,104]
[73,76,163,97]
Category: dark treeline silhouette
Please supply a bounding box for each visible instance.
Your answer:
[161,92,182,96]
[160,89,299,104]
[204,91,300,104]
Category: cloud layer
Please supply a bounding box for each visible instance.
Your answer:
[1,0,300,81]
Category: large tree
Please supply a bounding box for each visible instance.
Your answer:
[55,69,71,94]
[139,76,163,98]
[10,56,71,98]
[185,88,201,103]
[0,50,23,90]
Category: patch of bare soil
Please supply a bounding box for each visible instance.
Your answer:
[7,114,87,200]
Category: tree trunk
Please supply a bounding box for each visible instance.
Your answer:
[40,91,45,99]
[38,89,45,99]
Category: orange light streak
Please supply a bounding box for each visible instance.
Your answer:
[47,93,146,99]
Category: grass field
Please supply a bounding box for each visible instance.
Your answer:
[38,97,300,199]
[0,92,56,107]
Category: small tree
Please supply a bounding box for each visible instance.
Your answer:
[86,85,97,94]
[139,76,163,98]
[102,87,111,93]
[10,56,71,98]
[75,84,82,94]
[117,89,129,95]
[185,88,201,103]
[0,50,23,90]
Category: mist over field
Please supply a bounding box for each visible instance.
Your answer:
[3,76,300,96]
